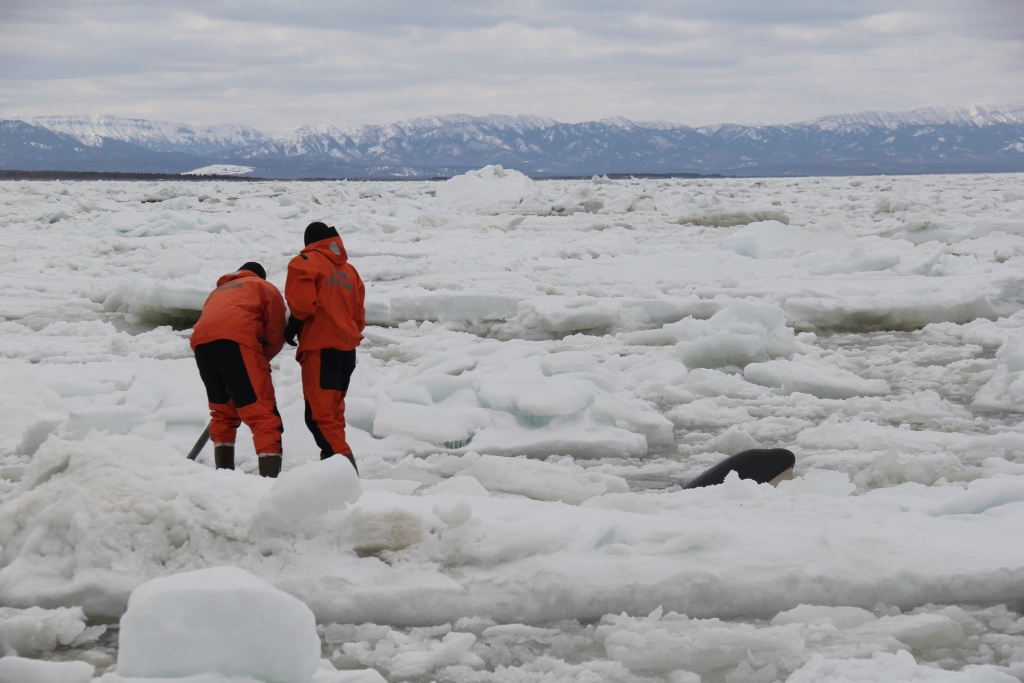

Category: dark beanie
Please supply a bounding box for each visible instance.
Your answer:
[304,221,340,246]
[238,261,266,280]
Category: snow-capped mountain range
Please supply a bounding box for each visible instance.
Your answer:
[27,114,272,156]
[3,104,1024,178]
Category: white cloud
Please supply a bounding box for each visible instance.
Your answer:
[856,11,944,35]
[0,0,1021,129]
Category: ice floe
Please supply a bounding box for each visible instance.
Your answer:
[2,170,1024,680]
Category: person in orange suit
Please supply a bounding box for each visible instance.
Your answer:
[191,262,287,477]
[284,223,365,472]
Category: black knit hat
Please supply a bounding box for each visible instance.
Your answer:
[304,221,340,246]
[238,261,266,280]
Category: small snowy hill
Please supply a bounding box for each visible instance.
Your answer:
[182,164,255,176]
[4,104,1024,177]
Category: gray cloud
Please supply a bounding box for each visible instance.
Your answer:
[1,1,1021,130]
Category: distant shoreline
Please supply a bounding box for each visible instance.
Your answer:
[4,168,1024,182]
[0,170,729,182]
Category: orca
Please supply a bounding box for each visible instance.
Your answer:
[684,448,796,489]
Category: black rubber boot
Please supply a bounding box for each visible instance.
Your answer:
[259,455,282,478]
[321,451,358,474]
[214,444,235,470]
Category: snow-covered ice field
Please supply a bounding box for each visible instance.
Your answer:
[3,167,1024,681]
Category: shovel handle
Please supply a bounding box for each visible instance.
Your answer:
[187,423,211,461]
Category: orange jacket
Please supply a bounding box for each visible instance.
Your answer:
[191,271,287,360]
[285,236,365,354]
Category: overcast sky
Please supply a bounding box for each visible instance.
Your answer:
[1,1,1022,131]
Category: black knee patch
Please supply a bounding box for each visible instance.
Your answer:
[305,400,334,458]
[318,348,356,392]
[195,343,230,404]
[194,340,258,407]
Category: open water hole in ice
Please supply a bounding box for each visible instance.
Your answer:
[4,171,1024,681]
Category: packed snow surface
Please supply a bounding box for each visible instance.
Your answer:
[255,455,363,530]
[2,170,1024,681]
[0,655,94,683]
[117,567,320,683]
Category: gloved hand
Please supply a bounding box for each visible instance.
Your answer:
[284,315,305,347]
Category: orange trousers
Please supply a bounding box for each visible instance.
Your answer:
[300,348,356,459]
[194,339,283,455]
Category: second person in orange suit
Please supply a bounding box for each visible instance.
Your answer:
[284,222,366,472]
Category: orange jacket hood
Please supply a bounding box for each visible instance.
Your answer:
[215,270,256,287]
[302,237,349,265]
